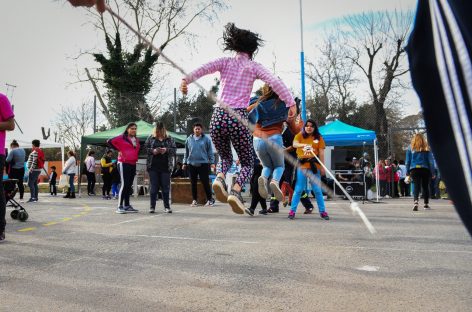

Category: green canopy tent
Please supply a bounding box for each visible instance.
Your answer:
[78,120,187,196]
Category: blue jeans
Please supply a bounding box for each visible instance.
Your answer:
[68,174,75,193]
[291,169,325,213]
[28,170,41,199]
[149,170,170,209]
[253,135,284,182]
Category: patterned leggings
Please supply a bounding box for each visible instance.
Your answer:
[210,107,254,188]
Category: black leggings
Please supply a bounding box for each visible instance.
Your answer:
[0,156,5,234]
[410,168,431,204]
[8,167,25,199]
[118,163,136,207]
[250,164,267,210]
[102,173,112,196]
[86,171,96,194]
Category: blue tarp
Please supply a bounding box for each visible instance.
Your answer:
[318,120,376,146]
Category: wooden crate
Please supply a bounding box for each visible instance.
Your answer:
[171,178,210,205]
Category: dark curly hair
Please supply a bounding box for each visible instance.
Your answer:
[301,119,321,140]
[222,23,263,58]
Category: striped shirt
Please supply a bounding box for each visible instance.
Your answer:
[185,53,295,109]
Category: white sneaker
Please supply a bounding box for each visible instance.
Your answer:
[269,180,284,202]
[205,198,215,206]
[190,200,199,207]
[258,176,268,199]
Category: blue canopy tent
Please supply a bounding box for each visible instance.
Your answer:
[319,120,379,201]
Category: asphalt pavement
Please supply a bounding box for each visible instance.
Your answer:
[1,194,471,311]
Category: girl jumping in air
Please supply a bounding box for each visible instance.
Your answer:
[180,23,296,214]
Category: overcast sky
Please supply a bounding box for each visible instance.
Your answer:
[0,0,418,140]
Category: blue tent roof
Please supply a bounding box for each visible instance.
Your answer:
[318,120,376,146]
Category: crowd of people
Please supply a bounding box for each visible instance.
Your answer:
[0,2,460,241]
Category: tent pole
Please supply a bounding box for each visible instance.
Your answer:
[374,139,379,202]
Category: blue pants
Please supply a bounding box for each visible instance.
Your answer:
[111,183,119,196]
[28,170,41,199]
[68,174,75,193]
[291,169,325,213]
[149,170,171,209]
[253,135,284,182]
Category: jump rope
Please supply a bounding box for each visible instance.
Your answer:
[102,5,376,234]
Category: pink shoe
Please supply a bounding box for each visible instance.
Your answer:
[288,210,295,220]
[320,212,330,220]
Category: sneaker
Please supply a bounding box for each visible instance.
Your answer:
[164,207,172,213]
[0,231,5,242]
[227,190,245,214]
[413,202,419,211]
[258,176,269,199]
[27,198,35,203]
[320,212,330,220]
[190,200,199,207]
[424,204,431,210]
[212,177,229,203]
[245,207,255,216]
[124,206,139,213]
[149,207,155,214]
[102,195,108,200]
[288,210,295,220]
[205,198,215,206]
[267,207,279,213]
[19,199,25,203]
[115,206,127,214]
[270,180,284,202]
[258,208,268,215]
[304,208,313,214]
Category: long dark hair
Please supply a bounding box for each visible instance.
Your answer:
[301,119,321,140]
[222,23,263,59]
[124,122,137,136]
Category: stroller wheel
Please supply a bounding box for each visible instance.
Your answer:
[18,211,28,222]
[10,210,19,220]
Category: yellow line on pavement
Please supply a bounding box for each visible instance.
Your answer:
[18,227,37,232]
[17,204,92,233]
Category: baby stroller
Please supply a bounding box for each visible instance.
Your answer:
[4,179,29,221]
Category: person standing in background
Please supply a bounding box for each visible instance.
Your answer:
[0,93,15,242]
[84,150,97,196]
[26,139,45,203]
[182,123,215,207]
[6,140,25,202]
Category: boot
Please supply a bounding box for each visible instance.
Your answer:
[63,189,70,198]
[70,192,76,199]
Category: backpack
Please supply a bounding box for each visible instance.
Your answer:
[36,149,45,170]
[248,98,288,128]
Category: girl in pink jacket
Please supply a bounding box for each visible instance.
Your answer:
[108,122,140,214]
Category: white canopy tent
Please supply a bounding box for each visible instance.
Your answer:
[6,129,65,168]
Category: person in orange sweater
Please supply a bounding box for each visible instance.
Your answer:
[247,84,301,216]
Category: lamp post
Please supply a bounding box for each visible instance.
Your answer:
[299,0,307,122]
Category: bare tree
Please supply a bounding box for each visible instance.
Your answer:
[306,36,357,123]
[54,102,96,152]
[341,10,413,154]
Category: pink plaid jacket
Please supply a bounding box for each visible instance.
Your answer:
[185,53,295,109]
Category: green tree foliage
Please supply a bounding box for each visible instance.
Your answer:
[159,80,219,133]
[93,32,158,127]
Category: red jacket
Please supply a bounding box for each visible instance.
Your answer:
[107,134,140,165]
[374,164,387,181]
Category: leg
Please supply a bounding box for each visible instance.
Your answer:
[124,165,136,207]
[69,174,75,193]
[210,108,233,176]
[91,172,96,194]
[148,170,158,208]
[421,169,430,205]
[229,110,254,189]
[290,169,307,214]
[159,171,171,209]
[310,171,327,214]
[118,163,127,207]
[0,156,6,237]
[188,165,199,201]
[198,164,212,201]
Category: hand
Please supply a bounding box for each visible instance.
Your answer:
[182,165,187,170]
[180,79,188,95]
[210,164,216,171]
[287,105,297,119]
[160,147,167,153]
[153,148,159,155]
[320,167,325,176]
[432,175,436,180]
[68,0,106,13]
